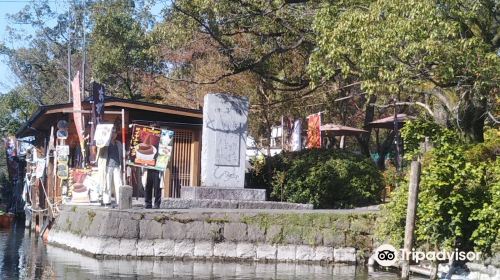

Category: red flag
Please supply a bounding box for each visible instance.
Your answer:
[306,113,321,149]
[71,71,84,150]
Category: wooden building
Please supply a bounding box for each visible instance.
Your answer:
[16,96,203,206]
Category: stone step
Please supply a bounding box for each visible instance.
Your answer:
[181,186,266,201]
[160,198,313,210]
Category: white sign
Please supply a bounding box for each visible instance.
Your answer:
[56,145,70,155]
[94,124,114,148]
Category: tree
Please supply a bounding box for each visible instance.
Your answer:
[2,0,88,105]
[89,0,155,99]
[378,122,500,262]
[0,89,34,136]
[149,0,341,147]
[310,0,500,142]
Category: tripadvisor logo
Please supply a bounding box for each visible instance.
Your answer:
[374,244,399,267]
[373,244,481,267]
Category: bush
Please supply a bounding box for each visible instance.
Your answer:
[378,124,499,256]
[248,149,384,209]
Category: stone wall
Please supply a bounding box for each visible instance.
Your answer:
[48,206,378,264]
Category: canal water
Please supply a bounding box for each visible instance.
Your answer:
[0,220,404,279]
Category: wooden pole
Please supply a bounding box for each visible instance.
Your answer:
[401,161,421,279]
[121,109,126,184]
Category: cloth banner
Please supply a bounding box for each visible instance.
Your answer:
[291,118,302,151]
[282,117,302,151]
[306,113,321,149]
[71,71,85,156]
[92,81,105,124]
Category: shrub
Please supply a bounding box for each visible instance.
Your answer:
[378,124,499,256]
[249,149,384,209]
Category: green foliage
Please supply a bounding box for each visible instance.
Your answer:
[250,149,384,209]
[310,0,500,141]
[0,90,36,136]
[468,130,500,255]
[401,119,459,160]
[3,0,85,104]
[378,128,499,255]
[376,176,409,247]
[90,0,153,98]
[469,158,499,255]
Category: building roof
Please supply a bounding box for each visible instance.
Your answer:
[16,96,203,138]
[320,124,369,136]
[368,114,415,129]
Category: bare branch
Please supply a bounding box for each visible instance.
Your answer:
[487,111,500,124]
[370,101,435,117]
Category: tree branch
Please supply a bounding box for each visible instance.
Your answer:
[370,101,434,117]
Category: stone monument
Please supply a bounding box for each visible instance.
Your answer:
[181,93,266,201]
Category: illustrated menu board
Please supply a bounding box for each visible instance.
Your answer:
[128,125,161,167]
[155,129,174,170]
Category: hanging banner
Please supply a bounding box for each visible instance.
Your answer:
[128,125,161,167]
[291,118,302,151]
[71,71,85,156]
[92,81,106,124]
[306,113,321,149]
[155,129,174,170]
[94,123,114,148]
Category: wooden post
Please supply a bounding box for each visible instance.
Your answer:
[121,109,126,184]
[401,161,421,279]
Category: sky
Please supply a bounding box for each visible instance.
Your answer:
[0,0,166,95]
[0,0,45,93]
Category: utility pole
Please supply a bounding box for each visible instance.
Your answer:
[67,4,71,103]
[393,97,402,171]
[401,161,421,279]
[81,0,86,99]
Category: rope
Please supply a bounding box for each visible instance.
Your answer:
[24,172,63,217]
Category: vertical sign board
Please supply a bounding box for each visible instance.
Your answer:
[128,125,161,167]
[128,125,174,171]
[155,129,175,170]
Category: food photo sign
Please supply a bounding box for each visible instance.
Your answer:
[155,129,174,170]
[128,124,174,171]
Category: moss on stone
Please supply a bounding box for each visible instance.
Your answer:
[87,210,96,224]
[153,215,168,224]
[240,212,377,246]
[206,215,230,224]
[66,217,72,230]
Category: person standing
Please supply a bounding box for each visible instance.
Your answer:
[144,121,162,209]
[98,125,123,206]
[144,169,161,209]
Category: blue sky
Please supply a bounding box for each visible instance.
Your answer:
[0,0,166,95]
[0,1,43,93]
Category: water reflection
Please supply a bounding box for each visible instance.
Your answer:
[0,223,402,279]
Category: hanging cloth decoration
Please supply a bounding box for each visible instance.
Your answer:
[71,71,85,164]
[291,118,302,151]
[306,113,321,149]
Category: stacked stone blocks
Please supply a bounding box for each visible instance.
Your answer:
[49,206,378,264]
